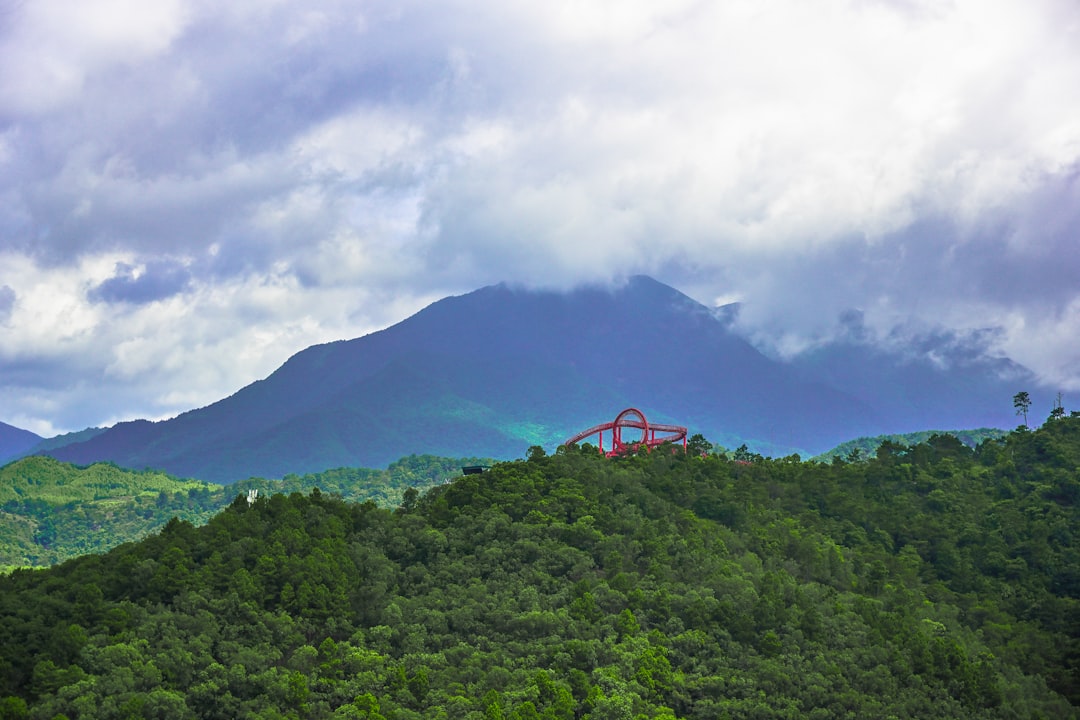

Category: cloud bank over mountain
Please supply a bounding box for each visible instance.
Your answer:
[2,0,1078,434]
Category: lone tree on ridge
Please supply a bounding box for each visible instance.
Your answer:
[1013,391,1032,427]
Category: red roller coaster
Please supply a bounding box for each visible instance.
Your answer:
[563,407,688,457]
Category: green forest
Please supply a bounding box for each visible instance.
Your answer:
[1,419,1078,718]
[0,455,485,571]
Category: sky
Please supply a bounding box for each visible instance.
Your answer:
[1,0,1079,436]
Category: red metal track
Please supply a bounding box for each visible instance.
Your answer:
[563,407,687,457]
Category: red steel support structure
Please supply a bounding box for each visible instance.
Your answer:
[563,407,688,457]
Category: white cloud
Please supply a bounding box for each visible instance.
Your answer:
[999,298,1080,392]
[1,0,1079,431]
[0,0,190,114]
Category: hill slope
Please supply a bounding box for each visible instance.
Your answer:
[0,454,486,570]
[2,419,1077,717]
[0,457,214,569]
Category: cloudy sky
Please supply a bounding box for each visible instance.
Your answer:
[2,0,1078,436]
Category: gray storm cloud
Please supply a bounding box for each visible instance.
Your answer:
[0,284,14,321]
[1,0,1079,433]
[89,261,192,305]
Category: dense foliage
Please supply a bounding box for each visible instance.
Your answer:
[1,419,1078,718]
[1,455,485,571]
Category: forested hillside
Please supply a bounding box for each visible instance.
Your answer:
[0,455,484,571]
[1,420,1078,718]
[812,427,1008,462]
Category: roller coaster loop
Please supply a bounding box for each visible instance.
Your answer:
[563,407,687,457]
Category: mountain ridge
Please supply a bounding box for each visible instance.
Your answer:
[0,421,41,465]
[39,276,1035,482]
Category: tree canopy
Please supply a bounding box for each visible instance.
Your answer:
[1,420,1078,718]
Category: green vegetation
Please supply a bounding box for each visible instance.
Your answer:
[1,455,487,571]
[0,458,216,571]
[1,419,1078,718]
[0,456,209,507]
[812,428,1008,463]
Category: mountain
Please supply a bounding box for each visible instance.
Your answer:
[45,276,1037,483]
[789,327,1047,433]
[0,421,41,465]
[712,302,1047,433]
[23,426,106,455]
[48,277,877,482]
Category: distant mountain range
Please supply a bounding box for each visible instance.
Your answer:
[0,421,41,465]
[8,276,1043,483]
